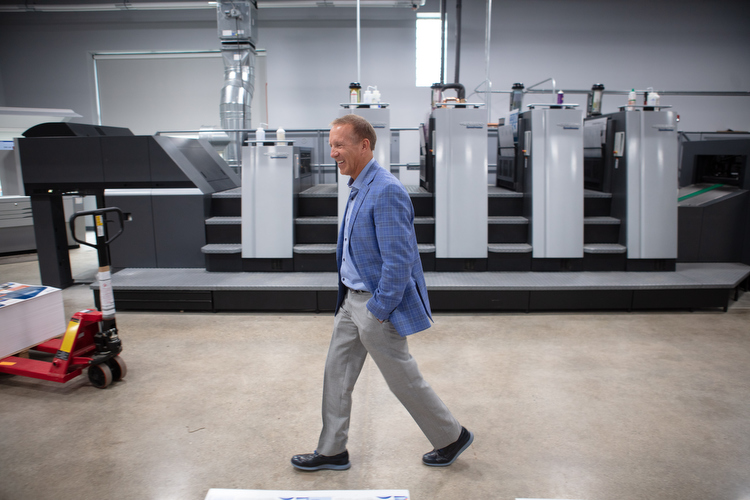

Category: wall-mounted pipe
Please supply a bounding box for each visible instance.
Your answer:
[454,0,462,85]
[433,83,466,102]
[559,89,750,97]
[0,1,427,12]
[439,0,446,85]
[486,88,750,97]
[356,0,361,84]
[526,77,556,97]
[484,0,492,124]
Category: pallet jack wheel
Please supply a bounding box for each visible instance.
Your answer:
[88,363,113,389]
[106,356,127,382]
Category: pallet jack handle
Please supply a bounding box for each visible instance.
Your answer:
[69,207,125,251]
[69,207,125,328]
[69,207,125,365]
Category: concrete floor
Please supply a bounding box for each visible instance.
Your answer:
[1,243,750,500]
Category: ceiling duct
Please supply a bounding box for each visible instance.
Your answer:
[217,0,257,171]
[0,0,426,12]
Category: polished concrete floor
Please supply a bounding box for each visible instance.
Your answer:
[1,242,749,500]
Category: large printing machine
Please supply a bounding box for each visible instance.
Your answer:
[168,88,747,312]
[13,105,750,313]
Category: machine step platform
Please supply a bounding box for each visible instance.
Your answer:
[201,244,242,254]
[584,216,621,225]
[584,243,627,254]
[295,216,338,225]
[92,263,750,313]
[293,244,336,254]
[206,216,241,225]
[488,243,533,253]
[489,216,529,225]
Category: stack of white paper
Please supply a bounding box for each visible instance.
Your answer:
[0,283,66,359]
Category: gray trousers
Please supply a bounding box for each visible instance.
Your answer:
[317,289,461,456]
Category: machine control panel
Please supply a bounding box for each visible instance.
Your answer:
[613,132,625,158]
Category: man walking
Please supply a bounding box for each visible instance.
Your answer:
[291,114,473,471]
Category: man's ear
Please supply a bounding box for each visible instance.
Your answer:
[362,139,370,152]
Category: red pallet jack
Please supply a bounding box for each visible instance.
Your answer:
[0,208,126,389]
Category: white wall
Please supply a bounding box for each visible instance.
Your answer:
[0,13,220,132]
[454,0,750,132]
[259,18,432,130]
[0,0,748,135]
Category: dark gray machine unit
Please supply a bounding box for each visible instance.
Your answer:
[17,123,240,287]
[495,116,520,191]
[679,138,749,188]
[678,139,750,265]
[21,122,134,139]
[20,123,239,195]
[419,117,436,193]
[495,109,523,193]
[583,116,615,193]
[105,188,211,269]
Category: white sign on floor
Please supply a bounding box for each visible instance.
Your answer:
[205,490,410,500]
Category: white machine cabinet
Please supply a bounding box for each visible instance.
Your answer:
[624,110,678,259]
[522,106,584,259]
[433,106,488,259]
[241,145,301,258]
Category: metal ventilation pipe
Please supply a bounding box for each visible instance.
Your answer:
[217,0,257,171]
[220,43,255,169]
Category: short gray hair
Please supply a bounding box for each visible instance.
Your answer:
[330,114,376,151]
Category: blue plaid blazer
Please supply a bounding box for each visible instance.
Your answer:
[335,160,433,336]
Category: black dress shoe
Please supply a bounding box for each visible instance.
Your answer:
[422,427,474,467]
[291,450,351,471]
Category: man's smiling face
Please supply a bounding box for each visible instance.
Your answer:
[329,123,370,181]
